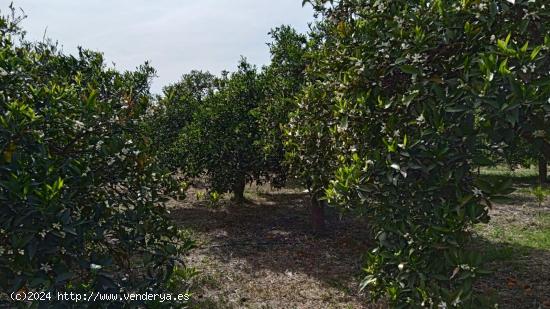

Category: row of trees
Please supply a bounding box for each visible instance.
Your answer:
[1,12,307,305]
[149,26,308,204]
[1,7,192,307]
[300,0,549,306]
[287,0,549,306]
[150,0,549,307]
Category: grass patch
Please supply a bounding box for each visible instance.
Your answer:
[478,165,540,187]
[475,214,550,263]
[474,165,549,264]
[479,165,538,177]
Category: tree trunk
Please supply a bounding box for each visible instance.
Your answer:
[232,175,246,203]
[310,194,325,234]
[539,156,548,185]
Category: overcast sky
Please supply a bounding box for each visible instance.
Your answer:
[9,1,314,93]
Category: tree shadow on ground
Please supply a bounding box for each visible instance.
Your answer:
[478,173,543,188]
[170,188,374,306]
[470,235,550,309]
[478,172,550,212]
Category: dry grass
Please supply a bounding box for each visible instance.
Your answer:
[169,168,550,308]
[473,168,550,308]
[169,184,379,308]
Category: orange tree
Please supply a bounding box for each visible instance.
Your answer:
[148,70,219,172]
[155,28,308,204]
[254,26,309,188]
[172,60,268,202]
[0,9,192,307]
[287,0,549,306]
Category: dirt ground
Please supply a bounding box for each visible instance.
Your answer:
[170,181,550,308]
[170,185,379,308]
[473,189,550,309]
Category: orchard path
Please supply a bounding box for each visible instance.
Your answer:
[170,185,377,308]
[170,182,550,308]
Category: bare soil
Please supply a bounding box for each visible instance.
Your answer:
[170,185,379,308]
[474,190,550,309]
[170,183,550,308]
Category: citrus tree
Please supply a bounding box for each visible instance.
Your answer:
[148,70,218,172]
[157,28,308,203]
[248,26,310,192]
[281,25,340,232]
[0,8,192,306]
[288,0,549,306]
[173,60,269,202]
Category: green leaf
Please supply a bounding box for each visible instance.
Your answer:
[400,65,421,75]
[531,46,542,60]
[520,41,529,53]
[86,90,98,108]
[505,32,512,46]
[445,106,468,113]
[402,92,418,107]
[498,59,510,75]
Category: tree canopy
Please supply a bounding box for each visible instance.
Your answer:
[285,0,549,306]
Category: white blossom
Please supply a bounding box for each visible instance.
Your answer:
[472,187,483,197]
[411,53,422,63]
[74,120,85,129]
[40,263,53,272]
[90,263,102,270]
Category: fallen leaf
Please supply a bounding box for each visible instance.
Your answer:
[506,277,517,288]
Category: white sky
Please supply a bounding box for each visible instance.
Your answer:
[8,1,314,93]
